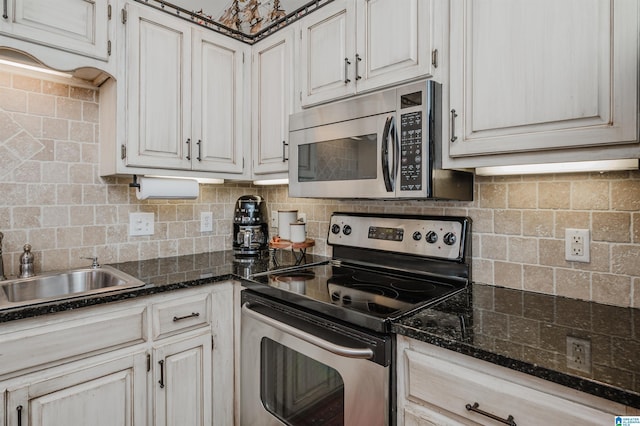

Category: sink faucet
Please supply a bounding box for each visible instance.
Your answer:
[0,232,6,281]
[18,244,35,278]
[81,256,101,269]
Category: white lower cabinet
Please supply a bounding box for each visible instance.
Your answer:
[5,351,147,426]
[397,335,628,426]
[0,281,236,426]
[152,331,212,426]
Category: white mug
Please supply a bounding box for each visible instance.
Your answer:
[278,210,298,240]
[289,222,306,243]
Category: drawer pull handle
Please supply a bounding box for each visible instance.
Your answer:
[173,312,200,322]
[158,360,165,388]
[450,109,458,142]
[17,405,23,426]
[465,402,516,426]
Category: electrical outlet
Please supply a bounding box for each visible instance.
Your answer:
[200,212,213,232]
[298,212,307,223]
[566,336,591,373]
[565,228,590,262]
[271,210,278,228]
[129,212,154,236]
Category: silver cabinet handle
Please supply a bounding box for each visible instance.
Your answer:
[242,303,374,359]
[173,312,200,322]
[450,109,458,142]
[355,53,362,80]
[344,57,351,84]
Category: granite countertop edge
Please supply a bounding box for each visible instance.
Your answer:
[392,320,640,410]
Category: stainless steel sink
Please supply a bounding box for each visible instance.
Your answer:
[0,266,145,309]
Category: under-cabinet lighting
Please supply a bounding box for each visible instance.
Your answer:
[145,175,224,184]
[475,159,639,176]
[0,58,74,78]
[253,178,289,186]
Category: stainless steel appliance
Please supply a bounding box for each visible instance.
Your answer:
[241,212,472,425]
[233,195,269,257]
[288,80,473,200]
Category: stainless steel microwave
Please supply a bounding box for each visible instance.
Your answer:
[288,80,473,200]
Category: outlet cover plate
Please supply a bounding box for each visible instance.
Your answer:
[129,212,154,236]
[201,212,213,232]
[566,336,592,373]
[565,228,590,262]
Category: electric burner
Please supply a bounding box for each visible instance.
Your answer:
[247,212,471,333]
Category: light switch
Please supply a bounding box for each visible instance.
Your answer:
[129,212,154,236]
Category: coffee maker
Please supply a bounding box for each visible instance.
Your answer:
[233,195,269,257]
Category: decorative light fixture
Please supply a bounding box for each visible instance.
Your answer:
[475,159,639,176]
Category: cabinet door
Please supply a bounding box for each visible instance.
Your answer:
[153,332,212,426]
[355,0,433,93]
[0,0,110,61]
[299,0,356,107]
[210,284,235,426]
[5,352,147,426]
[251,28,294,176]
[448,0,639,160]
[125,3,192,170]
[192,29,247,174]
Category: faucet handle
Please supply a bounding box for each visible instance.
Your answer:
[81,256,100,269]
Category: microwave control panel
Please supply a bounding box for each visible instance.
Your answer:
[399,110,423,191]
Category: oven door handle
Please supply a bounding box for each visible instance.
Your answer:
[381,114,396,193]
[242,303,374,360]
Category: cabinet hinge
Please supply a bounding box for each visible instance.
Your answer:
[147,353,151,372]
[431,49,438,68]
[299,29,302,40]
[242,52,245,63]
[107,40,112,56]
[108,4,112,20]
[121,8,127,24]
[121,144,127,159]
[299,91,302,102]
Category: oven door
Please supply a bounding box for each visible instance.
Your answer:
[240,292,391,426]
[288,112,398,199]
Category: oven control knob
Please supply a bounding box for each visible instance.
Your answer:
[331,224,341,234]
[412,231,422,241]
[425,231,438,244]
[343,225,352,236]
[443,232,457,245]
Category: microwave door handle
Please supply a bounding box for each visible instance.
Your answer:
[242,303,374,359]
[381,115,396,192]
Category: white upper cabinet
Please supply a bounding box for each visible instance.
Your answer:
[0,0,112,72]
[251,27,295,176]
[299,0,435,107]
[114,1,248,177]
[445,0,639,168]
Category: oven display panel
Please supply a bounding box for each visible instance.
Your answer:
[368,226,404,241]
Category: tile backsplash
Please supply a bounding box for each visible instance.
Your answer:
[1,66,639,308]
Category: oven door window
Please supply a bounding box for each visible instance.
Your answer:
[260,337,345,425]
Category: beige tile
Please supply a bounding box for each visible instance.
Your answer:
[56,184,82,204]
[27,183,56,205]
[555,268,591,300]
[70,205,94,226]
[538,182,571,209]
[42,81,69,97]
[13,206,41,228]
[13,74,41,92]
[42,162,68,183]
[28,227,56,250]
[522,210,554,237]
[81,142,99,164]
[572,180,609,210]
[481,234,508,260]
[82,102,99,123]
[467,208,493,233]
[69,163,93,182]
[0,71,10,87]
[42,206,69,227]
[70,86,96,101]
[43,117,69,140]
[27,93,55,117]
[478,183,507,209]
[0,87,27,112]
[539,238,566,267]
[611,180,640,211]
[508,237,538,264]
[592,212,631,243]
[95,205,118,225]
[592,273,631,307]
[56,98,82,120]
[41,248,70,271]
[508,182,537,209]
[56,141,82,163]
[633,278,640,309]
[5,130,44,159]
[83,226,106,246]
[611,245,640,276]
[523,265,554,294]
[70,121,94,143]
[0,110,21,141]
[0,207,10,228]
[0,183,28,206]
[555,211,590,238]
[634,213,640,243]
[13,161,41,183]
[0,146,20,178]
[176,204,194,221]
[82,185,107,204]
[494,210,522,235]
[494,261,522,289]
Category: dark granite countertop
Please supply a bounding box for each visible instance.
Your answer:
[0,249,328,323]
[392,283,640,409]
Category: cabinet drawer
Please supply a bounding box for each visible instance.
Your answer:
[0,305,147,377]
[404,347,620,426]
[151,292,211,339]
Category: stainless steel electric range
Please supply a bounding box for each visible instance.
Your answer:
[241,212,472,426]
